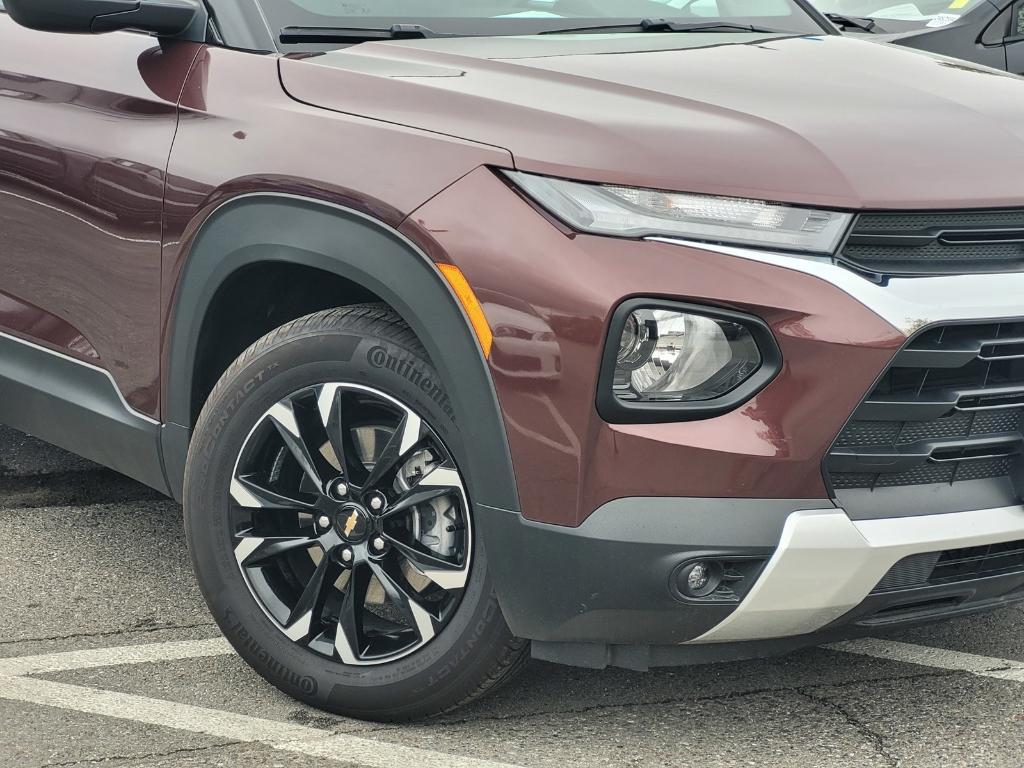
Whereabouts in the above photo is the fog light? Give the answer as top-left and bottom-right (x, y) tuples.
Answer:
(676, 560), (723, 598)
(599, 299), (781, 423)
(687, 562), (711, 593)
(613, 309), (761, 403)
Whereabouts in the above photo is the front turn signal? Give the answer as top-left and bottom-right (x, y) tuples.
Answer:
(437, 262), (493, 358)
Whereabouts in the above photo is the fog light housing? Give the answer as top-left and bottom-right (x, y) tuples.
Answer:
(668, 556), (770, 603)
(598, 300), (781, 423)
(676, 560), (723, 598)
(617, 309), (760, 400)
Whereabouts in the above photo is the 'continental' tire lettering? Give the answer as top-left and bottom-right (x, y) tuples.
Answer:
(367, 345), (453, 418)
(225, 610), (317, 696)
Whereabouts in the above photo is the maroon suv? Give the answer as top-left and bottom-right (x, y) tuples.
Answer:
(3, 0), (1024, 722)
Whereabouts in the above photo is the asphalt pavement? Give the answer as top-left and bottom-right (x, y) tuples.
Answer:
(1, 424), (1022, 768)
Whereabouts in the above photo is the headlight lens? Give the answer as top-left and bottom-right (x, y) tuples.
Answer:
(614, 309), (762, 403)
(504, 171), (852, 254)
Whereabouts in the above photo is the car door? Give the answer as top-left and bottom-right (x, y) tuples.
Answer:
(0, 7), (201, 420)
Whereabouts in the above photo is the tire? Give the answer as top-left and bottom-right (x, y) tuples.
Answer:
(184, 305), (528, 721)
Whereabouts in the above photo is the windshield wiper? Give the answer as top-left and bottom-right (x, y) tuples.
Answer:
(280, 18), (777, 44)
(824, 12), (878, 33)
(280, 24), (455, 44)
(540, 18), (781, 35)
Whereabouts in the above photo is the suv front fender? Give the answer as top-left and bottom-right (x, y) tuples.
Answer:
(161, 192), (520, 514)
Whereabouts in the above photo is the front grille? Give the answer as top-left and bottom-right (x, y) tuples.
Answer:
(826, 321), (1024, 515)
(872, 539), (1024, 593)
(840, 210), (1024, 276)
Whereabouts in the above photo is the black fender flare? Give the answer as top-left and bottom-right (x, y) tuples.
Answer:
(161, 193), (520, 513)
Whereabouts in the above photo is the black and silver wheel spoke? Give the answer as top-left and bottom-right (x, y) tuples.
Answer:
(234, 532), (319, 568)
(232, 382), (471, 666)
(382, 536), (469, 591)
(368, 559), (439, 644)
(362, 409), (425, 491)
(316, 383), (368, 485)
(335, 562), (373, 664)
(284, 554), (342, 642)
(231, 474), (315, 512)
(413, 463), (466, 498)
(379, 462), (465, 522)
(380, 485), (456, 520)
(267, 398), (336, 492)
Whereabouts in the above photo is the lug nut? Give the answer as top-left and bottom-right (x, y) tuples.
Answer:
(368, 493), (385, 512)
(340, 547), (353, 564)
(328, 479), (349, 499)
(371, 536), (386, 552)
(317, 515), (331, 529)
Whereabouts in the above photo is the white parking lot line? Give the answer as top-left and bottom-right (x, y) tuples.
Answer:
(3, 635), (1022, 768)
(0, 676), (323, 742)
(0, 677), (526, 768)
(828, 638), (1024, 683)
(0, 638), (527, 768)
(0, 637), (233, 676)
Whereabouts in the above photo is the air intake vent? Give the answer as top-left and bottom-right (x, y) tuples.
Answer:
(826, 321), (1024, 518)
(841, 210), (1024, 276)
(872, 539), (1024, 594)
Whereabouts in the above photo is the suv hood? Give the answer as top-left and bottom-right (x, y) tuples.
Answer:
(280, 33), (1024, 210)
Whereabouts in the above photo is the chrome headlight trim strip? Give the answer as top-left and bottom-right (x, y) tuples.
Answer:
(650, 237), (1024, 336)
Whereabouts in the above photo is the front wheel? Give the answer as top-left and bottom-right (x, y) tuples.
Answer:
(184, 306), (528, 721)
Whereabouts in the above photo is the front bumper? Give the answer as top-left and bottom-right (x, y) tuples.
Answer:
(480, 497), (1024, 668)
(691, 504), (1024, 643)
(402, 167), (906, 527)
(407, 168), (1024, 664)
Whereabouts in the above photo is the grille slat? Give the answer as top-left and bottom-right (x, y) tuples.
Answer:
(872, 539), (1024, 593)
(827, 321), (1024, 504)
(842, 211), (1024, 276)
(828, 435), (1022, 474)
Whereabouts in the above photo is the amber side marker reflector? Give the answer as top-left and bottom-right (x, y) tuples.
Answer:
(437, 262), (493, 358)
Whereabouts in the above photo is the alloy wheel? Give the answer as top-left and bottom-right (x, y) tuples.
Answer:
(229, 382), (471, 665)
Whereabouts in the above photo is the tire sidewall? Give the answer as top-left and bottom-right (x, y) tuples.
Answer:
(185, 325), (503, 718)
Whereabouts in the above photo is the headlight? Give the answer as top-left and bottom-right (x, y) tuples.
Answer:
(599, 300), (781, 423)
(504, 171), (852, 254)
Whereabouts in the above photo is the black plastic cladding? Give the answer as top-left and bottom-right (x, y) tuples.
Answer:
(162, 194), (520, 512)
(596, 298), (782, 424)
(0, 332), (168, 494)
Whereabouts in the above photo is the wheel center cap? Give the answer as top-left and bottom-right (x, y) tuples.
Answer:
(336, 503), (370, 542)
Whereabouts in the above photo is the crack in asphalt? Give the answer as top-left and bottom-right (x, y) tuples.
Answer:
(0, 623), (218, 648)
(797, 687), (900, 768)
(357, 668), (960, 734)
(33, 740), (245, 768)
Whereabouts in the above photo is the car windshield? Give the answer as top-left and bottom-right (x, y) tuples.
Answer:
(256, 0), (827, 42)
(813, 0), (988, 27)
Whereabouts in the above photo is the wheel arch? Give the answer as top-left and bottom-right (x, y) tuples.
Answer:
(162, 193), (520, 513)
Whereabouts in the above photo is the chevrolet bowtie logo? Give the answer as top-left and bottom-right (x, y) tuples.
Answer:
(344, 510), (359, 538)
